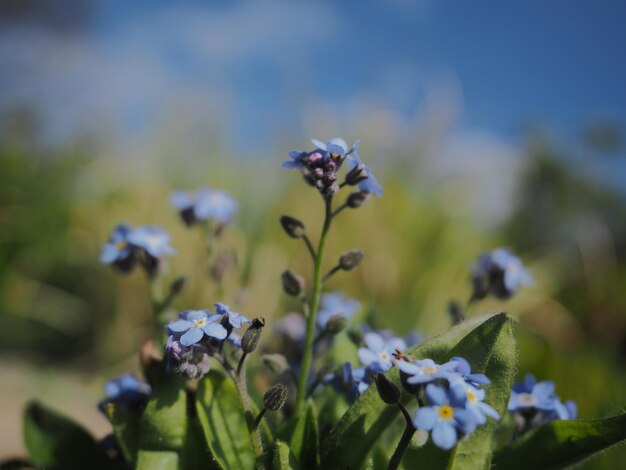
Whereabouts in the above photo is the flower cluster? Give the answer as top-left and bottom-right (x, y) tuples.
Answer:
(170, 187), (237, 227)
(471, 248), (533, 300)
(396, 356), (500, 450)
(98, 373), (151, 413)
(508, 373), (577, 433)
(283, 137), (383, 198)
(164, 304), (253, 379)
(101, 223), (175, 276)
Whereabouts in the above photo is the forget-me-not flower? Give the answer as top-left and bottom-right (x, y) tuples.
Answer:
(311, 138), (360, 160)
(346, 155), (384, 197)
(357, 332), (406, 372)
(449, 356), (491, 387)
(100, 224), (136, 271)
(99, 373), (151, 412)
(282, 150), (310, 170)
(413, 384), (477, 450)
(472, 248), (532, 300)
(168, 310), (227, 346)
(508, 374), (561, 413)
(171, 187), (238, 226)
(323, 362), (369, 402)
(451, 381), (500, 425)
(317, 292), (361, 330)
(127, 226), (175, 259)
(397, 358), (458, 386)
(214, 302), (251, 329)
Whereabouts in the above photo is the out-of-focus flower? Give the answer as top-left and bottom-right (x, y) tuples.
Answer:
(127, 226), (175, 259)
(274, 313), (306, 342)
(311, 138), (359, 160)
(507, 374), (561, 414)
(99, 373), (151, 412)
(100, 224), (136, 272)
(413, 384), (477, 450)
(282, 150), (309, 170)
(317, 292), (361, 330)
(471, 248), (532, 300)
(357, 332), (406, 372)
(168, 310), (227, 346)
(171, 187), (238, 225)
(397, 358), (458, 386)
(346, 155), (383, 197)
(214, 302), (251, 329)
(323, 362), (369, 402)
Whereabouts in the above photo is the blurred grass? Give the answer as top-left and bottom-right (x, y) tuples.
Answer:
(1, 129), (625, 467)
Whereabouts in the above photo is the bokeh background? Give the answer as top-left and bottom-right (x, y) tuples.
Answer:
(1, 0), (626, 467)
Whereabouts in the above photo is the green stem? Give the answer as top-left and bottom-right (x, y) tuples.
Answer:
(150, 278), (168, 344)
(294, 195), (333, 415)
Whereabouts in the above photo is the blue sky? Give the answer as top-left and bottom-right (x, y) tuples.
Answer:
(1, 0), (625, 154)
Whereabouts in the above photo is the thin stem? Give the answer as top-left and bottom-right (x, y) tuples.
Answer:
(294, 195), (333, 415)
(388, 403), (416, 470)
(254, 408), (267, 429)
(302, 234), (317, 260)
(236, 352), (248, 375)
(322, 264), (342, 283)
(331, 203), (349, 218)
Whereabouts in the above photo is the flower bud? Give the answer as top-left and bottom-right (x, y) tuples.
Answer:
(374, 373), (401, 405)
(280, 215), (306, 239)
(169, 276), (187, 296)
(241, 317), (265, 353)
(281, 270), (305, 297)
(346, 191), (370, 209)
(263, 384), (289, 411)
(339, 249), (364, 271)
(324, 315), (347, 335)
(262, 354), (290, 374)
(345, 162), (369, 185)
(346, 325), (364, 346)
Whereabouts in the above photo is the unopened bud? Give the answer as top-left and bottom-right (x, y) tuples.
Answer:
(346, 191), (370, 209)
(324, 315), (347, 335)
(281, 270), (305, 297)
(169, 276), (187, 296)
(374, 373), (401, 405)
(339, 250), (364, 271)
(241, 317), (265, 353)
(347, 325), (364, 346)
(263, 384), (289, 411)
(262, 354), (290, 374)
(280, 215), (306, 239)
(345, 163), (369, 185)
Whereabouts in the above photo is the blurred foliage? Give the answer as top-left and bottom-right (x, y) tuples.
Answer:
(1, 120), (626, 467)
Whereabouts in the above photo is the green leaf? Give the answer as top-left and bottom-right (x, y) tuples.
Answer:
(492, 411), (626, 469)
(290, 400), (321, 470)
(402, 311), (517, 469)
(272, 441), (297, 469)
(136, 450), (179, 470)
(196, 370), (255, 469)
(23, 401), (109, 470)
(321, 313), (503, 468)
(105, 403), (141, 465)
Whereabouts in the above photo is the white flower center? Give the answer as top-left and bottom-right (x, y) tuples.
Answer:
(193, 318), (207, 328)
(518, 392), (536, 406)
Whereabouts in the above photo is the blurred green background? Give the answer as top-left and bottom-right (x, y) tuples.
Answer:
(1, 1), (626, 468)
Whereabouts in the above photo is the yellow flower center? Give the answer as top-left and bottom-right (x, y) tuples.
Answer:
(467, 390), (477, 403)
(422, 366), (438, 375)
(438, 405), (454, 420)
(115, 241), (127, 250)
(518, 392), (536, 406)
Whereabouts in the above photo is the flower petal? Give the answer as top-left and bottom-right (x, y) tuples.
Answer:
(425, 384), (447, 406)
(202, 323), (228, 340)
(357, 348), (378, 367)
(180, 327), (204, 346)
(432, 421), (457, 450)
(413, 406), (438, 431)
(168, 320), (193, 333)
(363, 332), (385, 352)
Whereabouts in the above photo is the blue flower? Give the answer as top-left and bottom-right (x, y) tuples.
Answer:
(413, 384), (477, 450)
(171, 187), (238, 225)
(450, 381), (500, 425)
(323, 362), (369, 402)
(214, 302), (251, 329)
(396, 358), (458, 386)
(316, 292), (361, 329)
(127, 226), (175, 259)
(282, 150), (310, 170)
(100, 224), (136, 272)
(472, 248), (532, 300)
(168, 310), (227, 346)
(404, 330), (426, 348)
(273, 313), (306, 342)
(346, 155), (383, 197)
(311, 137), (360, 160)
(507, 374), (561, 413)
(99, 373), (151, 412)
(357, 332), (406, 372)
(449, 356), (491, 387)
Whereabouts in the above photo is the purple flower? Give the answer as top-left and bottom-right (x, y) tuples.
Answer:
(168, 310), (227, 346)
(171, 187), (238, 225)
(316, 292), (361, 329)
(396, 358), (458, 386)
(413, 384), (477, 450)
(357, 332), (406, 372)
(214, 302), (251, 329)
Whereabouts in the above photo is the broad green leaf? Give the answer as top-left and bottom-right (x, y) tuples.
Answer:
(492, 410), (626, 469)
(105, 403), (141, 465)
(321, 313), (501, 467)
(402, 312), (516, 469)
(23, 401), (109, 470)
(136, 450), (179, 470)
(272, 441), (297, 469)
(290, 400), (320, 470)
(196, 370), (255, 469)
(182, 414), (221, 470)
